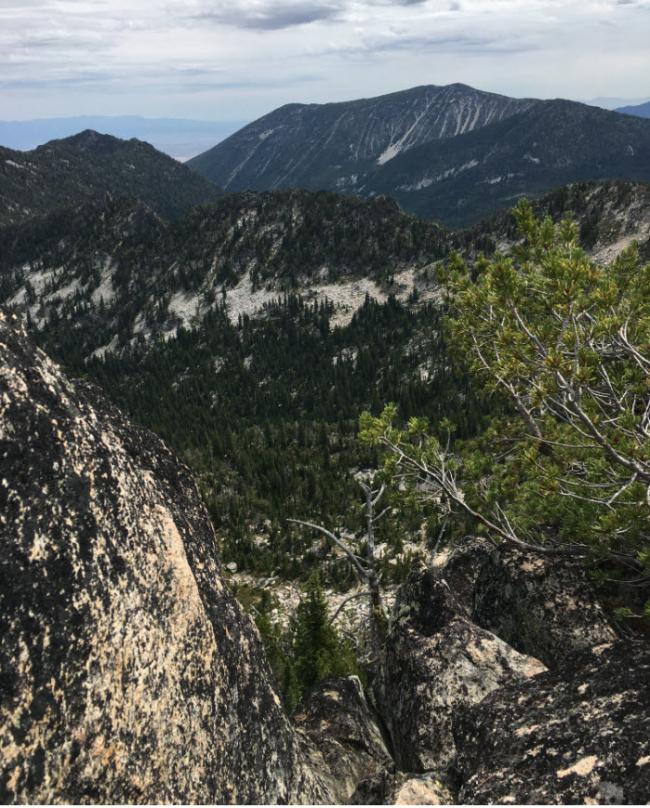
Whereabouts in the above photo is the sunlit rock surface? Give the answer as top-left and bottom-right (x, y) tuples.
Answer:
(454, 640), (650, 804)
(0, 311), (330, 804)
(375, 565), (547, 772)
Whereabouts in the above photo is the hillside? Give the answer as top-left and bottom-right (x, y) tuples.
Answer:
(2, 181), (649, 575)
(0, 129), (221, 227)
(188, 87), (650, 226)
(617, 100), (650, 119)
(362, 100), (650, 226)
(459, 179), (650, 262)
(0, 189), (469, 573)
(188, 84), (535, 194)
(0, 189), (449, 361)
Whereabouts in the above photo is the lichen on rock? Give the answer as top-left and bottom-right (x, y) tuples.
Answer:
(453, 640), (650, 804)
(0, 311), (330, 804)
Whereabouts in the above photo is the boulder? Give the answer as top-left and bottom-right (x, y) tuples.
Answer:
(352, 769), (455, 805)
(0, 312), (330, 804)
(294, 675), (391, 802)
(454, 640), (650, 804)
(434, 538), (618, 668)
(375, 565), (546, 773)
(471, 544), (618, 668)
(390, 773), (456, 805)
(429, 538), (493, 616)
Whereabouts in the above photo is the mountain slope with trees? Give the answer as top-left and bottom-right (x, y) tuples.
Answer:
(1, 181), (649, 585)
(188, 86), (650, 226)
(365, 100), (650, 225)
(0, 129), (221, 227)
(188, 84), (534, 195)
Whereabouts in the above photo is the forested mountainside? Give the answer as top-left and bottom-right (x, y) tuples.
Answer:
(0, 190), (448, 361)
(0, 129), (221, 227)
(0, 189), (464, 578)
(359, 100), (650, 225)
(189, 87), (650, 226)
(463, 180), (650, 262)
(188, 84), (534, 193)
(2, 181), (649, 585)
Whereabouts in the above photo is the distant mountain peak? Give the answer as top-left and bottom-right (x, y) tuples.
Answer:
(188, 83), (536, 196)
(0, 130), (221, 227)
(188, 85), (650, 227)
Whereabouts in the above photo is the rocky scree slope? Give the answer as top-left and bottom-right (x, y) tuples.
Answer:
(0, 129), (221, 227)
(188, 83), (534, 195)
(0, 311), (346, 804)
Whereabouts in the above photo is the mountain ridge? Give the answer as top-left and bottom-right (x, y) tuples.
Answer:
(617, 100), (650, 119)
(187, 84), (536, 197)
(0, 130), (221, 227)
(188, 85), (650, 226)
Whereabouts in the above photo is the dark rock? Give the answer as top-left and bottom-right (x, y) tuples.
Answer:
(429, 538), (494, 616)
(471, 543), (618, 668)
(294, 675), (392, 802)
(454, 640), (650, 804)
(375, 565), (546, 773)
(432, 538), (618, 668)
(0, 312), (331, 803)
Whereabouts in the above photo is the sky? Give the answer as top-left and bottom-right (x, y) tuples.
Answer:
(1, 0), (649, 122)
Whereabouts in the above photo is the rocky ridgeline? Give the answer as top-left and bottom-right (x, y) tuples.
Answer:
(1, 311), (649, 804)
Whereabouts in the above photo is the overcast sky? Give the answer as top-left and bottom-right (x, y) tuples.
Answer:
(1, 0), (649, 122)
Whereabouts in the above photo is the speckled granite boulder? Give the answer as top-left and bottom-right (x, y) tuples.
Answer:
(294, 675), (391, 802)
(352, 769), (456, 805)
(429, 538), (494, 617)
(454, 640), (650, 804)
(375, 565), (546, 773)
(433, 538), (618, 668)
(0, 312), (331, 804)
(470, 544), (618, 668)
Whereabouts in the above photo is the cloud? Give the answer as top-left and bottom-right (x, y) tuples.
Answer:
(181, 0), (343, 29)
(0, 0), (649, 120)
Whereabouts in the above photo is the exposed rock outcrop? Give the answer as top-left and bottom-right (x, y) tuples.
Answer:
(294, 676), (391, 803)
(434, 538), (618, 668)
(374, 565), (546, 772)
(352, 769), (455, 805)
(454, 640), (650, 804)
(0, 311), (330, 804)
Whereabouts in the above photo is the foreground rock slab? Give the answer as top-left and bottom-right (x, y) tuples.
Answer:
(375, 565), (546, 772)
(0, 312), (330, 804)
(454, 640), (650, 804)
(295, 676), (392, 802)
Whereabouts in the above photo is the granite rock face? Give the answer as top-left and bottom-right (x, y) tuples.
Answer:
(351, 769), (455, 805)
(374, 565), (546, 772)
(434, 538), (618, 668)
(0, 311), (330, 804)
(454, 640), (650, 804)
(294, 676), (391, 803)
